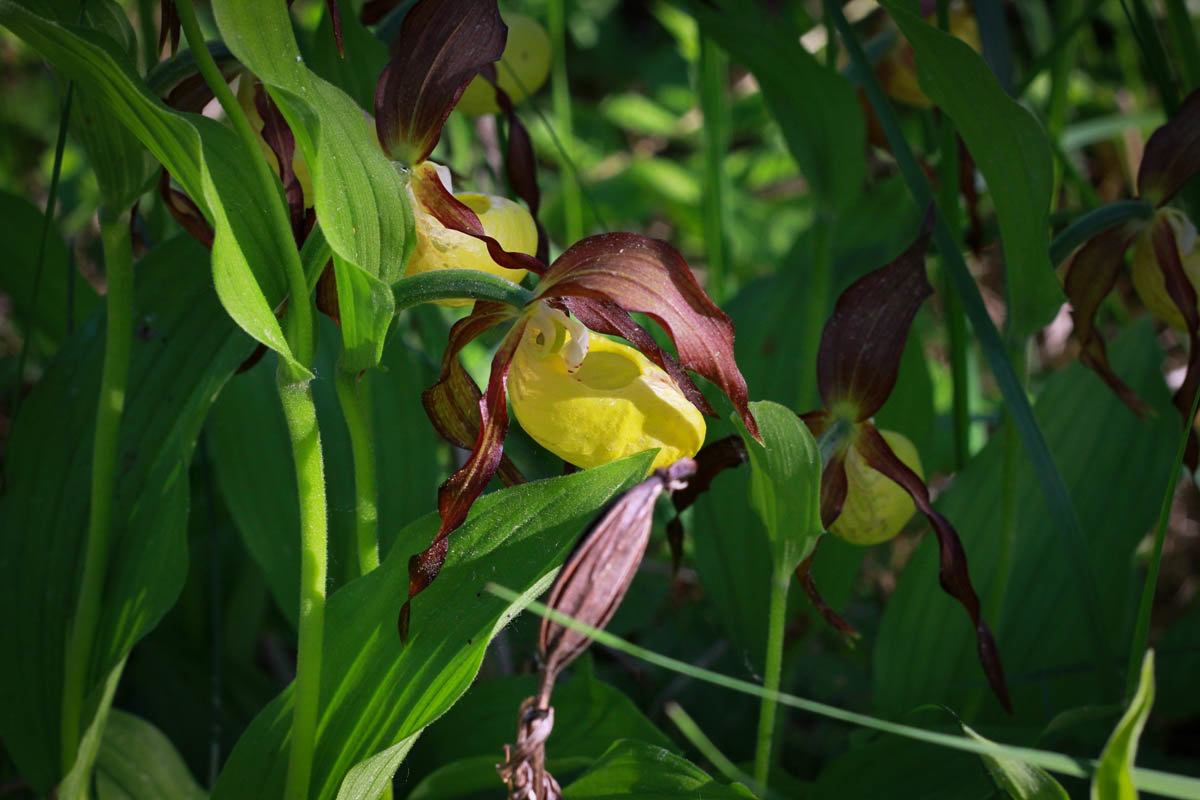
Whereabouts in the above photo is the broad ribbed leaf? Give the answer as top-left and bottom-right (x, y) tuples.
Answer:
(882, 0), (1062, 338)
(93, 712), (207, 800)
(209, 453), (654, 800)
(0, 1), (308, 371)
(562, 740), (756, 799)
(857, 423), (1011, 712)
(1091, 651), (1155, 800)
(733, 401), (822, 574)
(816, 219), (933, 420)
(873, 323), (1176, 724)
(684, 0), (864, 211)
(374, 0), (506, 164)
(1137, 89), (1200, 206)
(537, 232), (757, 438)
(0, 237), (252, 791)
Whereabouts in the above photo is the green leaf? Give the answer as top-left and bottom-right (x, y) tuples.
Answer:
(209, 453), (654, 800)
(1092, 651), (1156, 800)
(0, 189), (99, 348)
(562, 740), (756, 799)
(334, 734), (418, 800)
(0, 1), (307, 372)
(734, 400), (823, 573)
(880, 0), (1062, 337)
(685, 0), (864, 211)
(0, 236), (252, 791)
(812, 729), (995, 800)
(92, 711), (207, 800)
(962, 723), (1069, 800)
(213, 0), (414, 369)
(873, 322), (1177, 722)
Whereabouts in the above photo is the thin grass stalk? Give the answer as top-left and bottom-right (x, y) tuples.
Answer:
(336, 369), (381, 576)
(489, 584), (1200, 799)
(1047, 0), (1083, 203)
(1164, 0), (1200, 92)
(665, 702), (771, 799)
(826, 0), (1118, 697)
(1125, 386), (1200, 700)
(698, 35), (730, 303)
(752, 568), (790, 790)
(1122, 0), (1180, 114)
(59, 208), (133, 781)
(549, 0), (582, 242)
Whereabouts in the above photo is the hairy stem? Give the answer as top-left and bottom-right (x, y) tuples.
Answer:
(277, 376), (329, 800)
(60, 209), (133, 778)
(336, 369), (381, 575)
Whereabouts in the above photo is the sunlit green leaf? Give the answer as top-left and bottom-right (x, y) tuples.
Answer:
(1092, 651), (1156, 800)
(962, 723), (1069, 799)
(562, 740), (756, 798)
(93, 711), (207, 800)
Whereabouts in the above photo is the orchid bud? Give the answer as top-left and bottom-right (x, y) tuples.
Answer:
(830, 429), (923, 546)
(509, 308), (706, 471)
(405, 174), (539, 304)
(1130, 208), (1200, 331)
(457, 13), (551, 115)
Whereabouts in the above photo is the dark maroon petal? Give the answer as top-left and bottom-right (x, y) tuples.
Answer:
(817, 215), (933, 421)
(537, 232), (757, 438)
(410, 161), (547, 276)
(958, 137), (984, 254)
(818, 448), (849, 531)
(1063, 223), (1150, 416)
(1149, 217), (1200, 469)
(796, 543), (860, 642)
(856, 424), (1012, 713)
(159, 0), (180, 57)
(158, 169), (213, 248)
(324, 0), (344, 57)
(360, 0), (399, 25)
(563, 295), (714, 416)
(421, 300), (525, 486)
(315, 262), (339, 324)
(374, 0), (506, 164)
(253, 84), (307, 244)
(538, 458), (697, 693)
(401, 318), (529, 641)
(1138, 88), (1200, 206)
(665, 434), (748, 573)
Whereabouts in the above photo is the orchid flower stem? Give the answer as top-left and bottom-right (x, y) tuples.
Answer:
(176, 0), (314, 368)
(753, 568), (790, 790)
(827, 0), (1118, 699)
(1126, 385), (1200, 700)
(335, 369), (381, 576)
(549, 0), (583, 242)
(277, 375), (329, 800)
(59, 209), (133, 783)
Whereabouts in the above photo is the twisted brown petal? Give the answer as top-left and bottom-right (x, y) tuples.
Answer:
(856, 424), (1012, 713)
(1137, 88), (1200, 206)
(796, 542), (860, 643)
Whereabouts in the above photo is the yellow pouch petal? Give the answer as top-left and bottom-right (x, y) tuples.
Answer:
(406, 186), (538, 306)
(509, 310), (706, 471)
(1131, 208), (1200, 331)
(831, 429), (922, 546)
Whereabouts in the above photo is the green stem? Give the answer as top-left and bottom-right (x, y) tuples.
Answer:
(698, 35), (730, 303)
(665, 703), (772, 800)
(277, 375), (329, 800)
(753, 569), (790, 789)
(1164, 0), (1200, 92)
(797, 213), (833, 412)
(60, 209), (134, 777)
(549, 0), (582, 242)
(176, 0), (314, 369)
(1125, 386), (1200, 699)
(336, 369), (380, 575)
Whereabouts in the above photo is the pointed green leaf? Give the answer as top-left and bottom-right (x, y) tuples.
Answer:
(880, 0), (1062, 338)
(335, 733), (419, 800)
(562, 740), (756, 799)
(0, 237), (252, 791)
(331, 254), (395, 373)
(962, 723), (1069, 800)
(733, 400), (823, 574)
(1092, 651), (1156, 800)
(210, 453), (654, 800)
(93, 711), (208, 800)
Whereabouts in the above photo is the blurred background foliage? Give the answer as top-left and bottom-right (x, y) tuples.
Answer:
(2, 0), (1200, 797)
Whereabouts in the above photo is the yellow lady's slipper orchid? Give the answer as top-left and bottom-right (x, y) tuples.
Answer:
(509, 308), (706, 471)
(405, 176), (539, 305)
(830, 429), (923, 546)
(456, 12), (552, 115)
(1130, 208), (1200, 331)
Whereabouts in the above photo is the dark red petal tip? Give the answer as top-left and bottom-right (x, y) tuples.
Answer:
(537, 233), (757, 438)
(374, 0), (507, 164)
(817, 216), (933, 421)
(856, 424), (1012, 713)
(1138, 88), (1200, 206)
